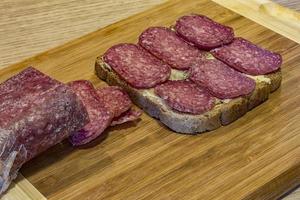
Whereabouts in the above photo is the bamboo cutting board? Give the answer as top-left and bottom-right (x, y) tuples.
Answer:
(0, 0), (299, 199)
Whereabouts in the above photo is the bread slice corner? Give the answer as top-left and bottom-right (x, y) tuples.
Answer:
(95, 56), (281, 134)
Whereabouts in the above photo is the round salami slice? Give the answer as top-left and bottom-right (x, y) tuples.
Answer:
(68, 80), (113, 146)
(103, 43), (171, 89)
(175, 14), (234, 50)
(189, 59), (256, 99)
(96, 86), (132, 118)
(211, 37), (282, 75)
(154, 80), (215, 114)
(139, 27), (206, 70)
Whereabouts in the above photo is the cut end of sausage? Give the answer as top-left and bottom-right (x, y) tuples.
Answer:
(68, 80), (113, 146)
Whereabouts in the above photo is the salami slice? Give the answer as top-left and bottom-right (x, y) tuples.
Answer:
(154, 80), (215, 114)
(189, 59), (256, 99)
(111, 108), (142, 126)
(139, 27), (206, 70)
(68, 80), (113, 146)
(175, 14), (234, 50)
(103, 43), (171, 89)
(96, 86), (132, 118)
(211, 37), (282, 75)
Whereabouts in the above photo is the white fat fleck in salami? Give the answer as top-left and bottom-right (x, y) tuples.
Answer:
(175, 14), (234, 50)
(103, 43), (171, 89)
(96, 86), (132, 118)
(139, 27), (206, 70)
(68, 80), (113, 146)
(154, 80), (215, 114)
(211, 37), (282, 75)
(189, 59), (256, 99)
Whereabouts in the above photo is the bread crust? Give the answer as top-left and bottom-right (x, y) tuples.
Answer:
(95, 57), (281, 134)
(266, 70), (282, 92)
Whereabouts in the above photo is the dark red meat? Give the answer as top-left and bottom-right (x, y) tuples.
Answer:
(189, 59), (256, 99)
(0, 67), (88, 194)
(139, 27), (206, 70)
(103, 43), (171, 89)
(175, 14), (234, 50)
(111, 108), (142, 126)
(96, 86), (132, 118)
(211, 37), (282, 75)
(154, 80), (215, 114)
(68, 80), (113, 146)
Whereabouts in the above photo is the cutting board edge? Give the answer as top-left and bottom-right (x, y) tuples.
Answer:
(0, 0), (299, 199)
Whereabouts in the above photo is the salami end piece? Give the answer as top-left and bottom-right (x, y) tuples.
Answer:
(111, 109), (142, 126)
(154, 80), (215, 114)
(68, 80), (113, 146)
(189, 59), (256, 99)
(96, 86), (132, 118)
(103, 43), (171, 89)
(175, 14), (234, 50)
(0, 67), (88, 194)
(211, 37), (282, 75)
(139, 27), (206, 70)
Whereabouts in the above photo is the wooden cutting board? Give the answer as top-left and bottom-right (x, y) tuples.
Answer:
(0, 0), (299, 199)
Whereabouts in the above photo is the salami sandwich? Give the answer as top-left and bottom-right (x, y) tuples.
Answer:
(95, 14), (282, 134)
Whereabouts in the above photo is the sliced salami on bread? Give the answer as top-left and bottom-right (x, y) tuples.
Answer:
(95, 56), (281, 134)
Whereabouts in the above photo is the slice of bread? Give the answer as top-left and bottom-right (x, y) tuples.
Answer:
(95, 57), (281, 134)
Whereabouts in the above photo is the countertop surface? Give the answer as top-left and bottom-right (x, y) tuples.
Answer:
(0, 0), (299, 199)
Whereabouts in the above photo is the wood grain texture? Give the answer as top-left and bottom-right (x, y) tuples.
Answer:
(1, 0), (299, 69)
(0, 0), (299, 199)
(0, 0), (165, 68)
(1, 175), (46, 200)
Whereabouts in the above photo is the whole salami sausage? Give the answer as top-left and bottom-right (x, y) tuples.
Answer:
(189, 59), (256, 99)
(139, 27), (206, 70)
(211, 37), (282, 75)
(0, 67), (88, 194)
(68, 81), (113, 146)
(154, 80), (215, 114)
(175, 14), (234, 50)
(103, 43), (171, 89)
